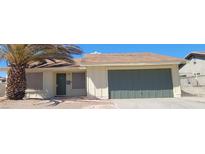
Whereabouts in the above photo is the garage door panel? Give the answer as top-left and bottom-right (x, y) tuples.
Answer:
(108, 69), (174, 99)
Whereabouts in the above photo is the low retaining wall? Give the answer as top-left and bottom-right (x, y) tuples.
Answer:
(0, 83), (6, 97)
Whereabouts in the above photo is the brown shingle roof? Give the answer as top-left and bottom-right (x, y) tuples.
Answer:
(28, 52), (185, 68)
(81, 52), (185, 65)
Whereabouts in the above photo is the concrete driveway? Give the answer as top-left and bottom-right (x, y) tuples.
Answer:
(112, 97), (205, 109)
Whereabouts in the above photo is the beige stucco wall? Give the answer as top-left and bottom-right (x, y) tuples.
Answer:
(26, 71), (55, 99)
(86, 64), (182, 99)
(26, 69), (86, 99)
(86, 67), (108, 99)
(171, 65), (181, 97)
(18, 64), (182, 99)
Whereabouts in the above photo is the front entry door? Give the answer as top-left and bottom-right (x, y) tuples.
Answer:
(56, 73), (66, 96)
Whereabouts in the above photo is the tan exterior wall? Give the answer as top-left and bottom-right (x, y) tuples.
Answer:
(26, 69), (86, 99)
(86, 67), (108, 99)
(171, 65), (181, 97)
(21, 64), (182, 99)
(86, 64), (182, 99)
(26, 71), (55, 99)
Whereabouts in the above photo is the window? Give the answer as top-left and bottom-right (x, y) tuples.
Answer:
(180, 75), (187, 77)
(194, 73), (200, 76)
(26, 73), (43, 90)
(72, 72), (86, 89)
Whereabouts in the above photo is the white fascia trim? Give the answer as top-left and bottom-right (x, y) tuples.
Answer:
(0, 66), (87, 72)
(81, 61), (186, 67)
(0, 61), (186, 71)
(26, 66), (87, 71)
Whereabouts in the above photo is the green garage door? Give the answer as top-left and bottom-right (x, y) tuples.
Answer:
(108, 69), (173, 99)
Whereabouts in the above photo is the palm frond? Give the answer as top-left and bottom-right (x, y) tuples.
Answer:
(1, 44), (82, 67)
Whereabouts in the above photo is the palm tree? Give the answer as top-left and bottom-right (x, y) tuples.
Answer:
(0, 44), (82, 100)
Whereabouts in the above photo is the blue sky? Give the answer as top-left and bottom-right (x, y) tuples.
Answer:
(1, 44), (205, 77)
(78, 44), (205, 58)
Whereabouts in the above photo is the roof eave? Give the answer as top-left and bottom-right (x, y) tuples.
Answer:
(0, 61), (186, 71)
(81, 61), (186, 67)
(0, 66), (87, 72)
(185, 52), (205, 59)
(26, 66), (86, 71)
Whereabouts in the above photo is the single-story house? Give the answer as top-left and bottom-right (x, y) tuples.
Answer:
(0, 52), (185, 99)
(0, 77), (6, 83)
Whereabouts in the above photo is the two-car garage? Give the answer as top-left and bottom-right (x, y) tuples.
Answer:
(108, 69), (174, 99)
(85, 52), (184, 99)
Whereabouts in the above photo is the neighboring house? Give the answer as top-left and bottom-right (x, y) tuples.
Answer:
(180, 52), (205, 87)
(0, 77), (6, 83)
(0, 52), (185, 99)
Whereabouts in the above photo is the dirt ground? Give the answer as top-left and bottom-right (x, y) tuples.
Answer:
(2, 96), (205, 109)
(0, 96), (116, 109)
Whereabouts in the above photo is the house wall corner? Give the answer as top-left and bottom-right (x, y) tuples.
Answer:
(171, 65), (182, 98)
(86, 67), (109, 99)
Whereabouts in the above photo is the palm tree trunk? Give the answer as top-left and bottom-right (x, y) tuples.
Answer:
(6, 65), (26, 100)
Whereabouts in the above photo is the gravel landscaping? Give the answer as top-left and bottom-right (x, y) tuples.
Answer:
(1, 96), (205, 109)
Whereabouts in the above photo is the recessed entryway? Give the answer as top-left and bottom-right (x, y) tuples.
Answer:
(56, 73), (66, 96)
